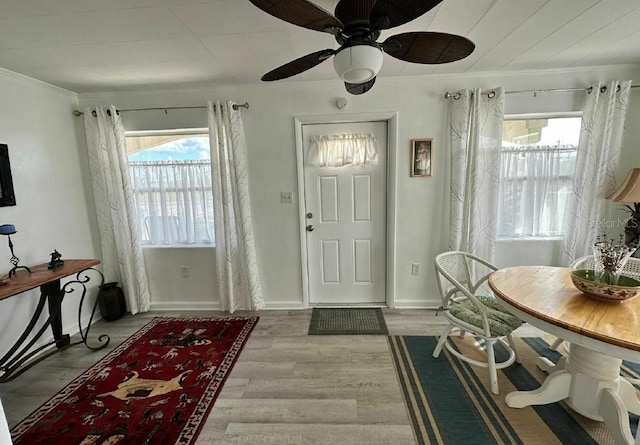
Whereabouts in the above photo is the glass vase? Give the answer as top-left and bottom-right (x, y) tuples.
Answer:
(593, 236), (634, 285)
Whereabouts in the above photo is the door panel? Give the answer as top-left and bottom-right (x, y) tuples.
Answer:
(320, 176), (339, 222)
(321, 240), (340, 283)
(303, 121), (387, 305)
(353, 239), (372, 283)
(353, 174), (371, 221)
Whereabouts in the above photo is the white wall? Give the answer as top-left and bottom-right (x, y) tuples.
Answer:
(142, 247), (217, 310)
(0, 68), (101, 358)
(79, 65), (640, 309)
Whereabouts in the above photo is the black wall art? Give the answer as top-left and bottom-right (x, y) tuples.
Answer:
(0, 144), (16, 207)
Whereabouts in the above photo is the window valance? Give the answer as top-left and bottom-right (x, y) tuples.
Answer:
(307, 133), (379, 167)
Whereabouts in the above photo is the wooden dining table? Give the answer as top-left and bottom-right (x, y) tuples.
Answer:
(489, 266), (640, 445)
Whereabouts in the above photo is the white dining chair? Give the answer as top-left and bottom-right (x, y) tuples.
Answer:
(433, 251), (524, 394)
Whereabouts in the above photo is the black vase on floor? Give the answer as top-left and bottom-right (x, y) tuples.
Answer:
(97, 282), (126, 322)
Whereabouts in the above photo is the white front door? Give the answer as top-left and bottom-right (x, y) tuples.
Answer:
(302, 121), (387, 305)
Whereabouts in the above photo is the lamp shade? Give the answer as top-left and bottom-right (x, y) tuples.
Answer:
(333, 45), (383, 84)
(608, 168), (640, 202)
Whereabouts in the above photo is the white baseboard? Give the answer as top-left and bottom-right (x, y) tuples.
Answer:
(263, 301), (305, 310)
(147, 300), (435, 311)
(149, 301), (305, 311)
(150, 301), (221, 311)
(390, 301), (441, 310)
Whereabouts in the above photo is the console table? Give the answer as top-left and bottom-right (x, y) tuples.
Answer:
(0, 259), (110, 382)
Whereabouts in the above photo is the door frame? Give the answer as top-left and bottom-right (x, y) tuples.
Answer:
(294, 111), (399, 308)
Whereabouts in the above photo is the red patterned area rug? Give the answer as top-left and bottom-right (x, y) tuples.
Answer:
(11, 316), (258, 445)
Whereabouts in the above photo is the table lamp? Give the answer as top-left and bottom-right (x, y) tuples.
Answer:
(607, 168), (640, 247)
(0, 224), (31, 277)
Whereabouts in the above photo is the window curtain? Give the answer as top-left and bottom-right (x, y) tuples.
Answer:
(448, 88), (505, 262)
(498, 145), (576, 238)
(129, 160), (214, 245)
(561, 80), (632, 265)
(83, 106), (151, 314)
(307, 133), (379, 167)
(208, 101), (264, 313)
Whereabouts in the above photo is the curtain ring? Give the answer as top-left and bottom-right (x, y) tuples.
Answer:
(616, 84), (621, 92)
(487, 91), (496, 99)
(90, 108), (119, 117)
(587, 86), (593, 94)
(600, 86), (607, 93)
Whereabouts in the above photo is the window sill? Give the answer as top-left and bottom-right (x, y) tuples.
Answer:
(141, 244), (215, 249)
(497, 237), (563, 242)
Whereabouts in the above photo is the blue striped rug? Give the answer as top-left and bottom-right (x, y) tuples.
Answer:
(389, 335), (640, 445)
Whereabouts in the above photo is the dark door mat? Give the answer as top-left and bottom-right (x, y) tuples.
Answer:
(308, 308), (388, 335)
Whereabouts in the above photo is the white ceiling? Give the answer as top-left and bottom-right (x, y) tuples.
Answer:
(0, 0), (639, 94)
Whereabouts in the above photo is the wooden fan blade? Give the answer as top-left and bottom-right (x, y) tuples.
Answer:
(334, 0), (375, 26)
(370, 0), (442, 30)
(261, 49), (335, 81)
(383, 32), (474, 64)
(345, 77), (376, 95)
(248, 0), (343, 33)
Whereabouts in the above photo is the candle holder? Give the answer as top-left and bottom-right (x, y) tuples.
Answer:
(0, 224), (31, 278)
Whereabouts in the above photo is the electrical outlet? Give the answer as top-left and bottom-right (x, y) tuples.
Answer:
(180, 266), (189, 278)
(411, 263), (421, 275)
(280, 192), (293, 203)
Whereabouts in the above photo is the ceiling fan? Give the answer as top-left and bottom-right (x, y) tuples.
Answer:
(248, 0), (475, 95)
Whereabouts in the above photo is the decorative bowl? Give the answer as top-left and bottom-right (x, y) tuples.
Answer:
(570, 269), (640, 302)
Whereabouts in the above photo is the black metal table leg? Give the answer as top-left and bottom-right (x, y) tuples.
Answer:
(42, 280), (70, 349)
(0, 262), (111, 382)
(63, 267), (110, 351)
(0, 293), (49, 378)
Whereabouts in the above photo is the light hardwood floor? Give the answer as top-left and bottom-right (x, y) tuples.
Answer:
(0, 309), (540, 444)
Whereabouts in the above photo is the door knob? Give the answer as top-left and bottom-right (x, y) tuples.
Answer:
(306, 225), (315, 232)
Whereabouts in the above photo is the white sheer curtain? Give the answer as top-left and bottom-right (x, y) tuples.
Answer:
(561, 81), (632, 265)
(449, 88), (505, 262)
(498, 145), (576, 238)
(129, 160), (214, 245)
(307, 133), (379, 167)
(208, 100), (264, 313)
(84, 106), (151, 314)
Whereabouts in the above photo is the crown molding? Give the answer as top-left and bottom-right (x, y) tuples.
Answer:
(0, 66), (78, 98)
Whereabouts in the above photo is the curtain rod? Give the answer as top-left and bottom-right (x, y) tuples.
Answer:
(444, 85), (639, 99)
(72, 102), (249, 116)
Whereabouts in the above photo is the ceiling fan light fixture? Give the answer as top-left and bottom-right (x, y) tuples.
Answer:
(333, 45), (383, 84)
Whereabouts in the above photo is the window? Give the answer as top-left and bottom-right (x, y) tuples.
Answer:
(126, 130), (214, 246)
(497, 116), (581, 239)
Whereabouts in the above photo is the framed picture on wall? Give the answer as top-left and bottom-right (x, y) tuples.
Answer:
(410, 138), (432, 177)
